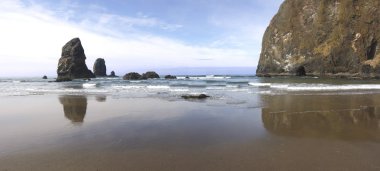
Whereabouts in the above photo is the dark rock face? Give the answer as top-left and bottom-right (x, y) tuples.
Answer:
(257, 0), (380, 78)
(164, 75), (177, 79)
(296, 66), (306, 76)
(123, 72), (142, 80)
(93, 58), (107, 77)
(109, 71), (117, 77)
(181, 94), (210, 100)
(141, 71), (160, 80)
(56, 38), (95, 82)
(42, 75), (47, 79)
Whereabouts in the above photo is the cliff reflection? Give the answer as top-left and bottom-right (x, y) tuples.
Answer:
(59, 95), (87, 124)
(261, 94), (380, 140)
(95, 95), (107, 102)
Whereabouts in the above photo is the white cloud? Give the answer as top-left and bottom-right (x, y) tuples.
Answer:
(0, 0), (257, 77)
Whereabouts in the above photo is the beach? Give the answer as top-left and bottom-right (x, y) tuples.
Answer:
(0, 76), (379, 170)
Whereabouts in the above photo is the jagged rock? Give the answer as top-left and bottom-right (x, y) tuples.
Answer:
(42, 75), (47, 79)
(164, 75), (177, 79)
(141, 71), (160, 80)
(181, 94), (210, 100)
(123, 72), (142, 80)
(56, 38), (95, 82)
(257, 0), (380, 78)
(93, 58), (107, 77)
(109, 71), (117, 77)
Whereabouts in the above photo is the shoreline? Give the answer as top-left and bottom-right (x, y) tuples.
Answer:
(256, 72), (380, 80)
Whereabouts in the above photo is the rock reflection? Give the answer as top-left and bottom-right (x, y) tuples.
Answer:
(95, 95), (107, 102)
(261, 95), (380, 140)
(59, 95), (87, 124)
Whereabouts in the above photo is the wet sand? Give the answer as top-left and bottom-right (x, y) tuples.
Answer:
(0, 93), (379, 171)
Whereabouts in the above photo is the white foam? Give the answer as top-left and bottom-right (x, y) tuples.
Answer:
(83, 83), (97, 88)
(112, 85), (144, 89)
(129, 81), (142, 83)
(147, 85), (170, 89)
(285, 84), (380, 91)
(248, 82), (271, 87)
(170, 88), (190, 92)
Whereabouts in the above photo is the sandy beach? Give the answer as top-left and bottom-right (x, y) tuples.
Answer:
(0, 92), (379, 171)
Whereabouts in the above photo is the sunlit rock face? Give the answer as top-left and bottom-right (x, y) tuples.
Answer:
(56, 38), (95, 81)
(59, 96), (87, 123)
(257, 0), (380, 78)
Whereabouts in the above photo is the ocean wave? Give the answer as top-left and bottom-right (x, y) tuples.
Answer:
(112, 85), (145, 89)
(169, 88), (190, 92)
(248, 82), (271, 87)
(147, 85), (170, 89)
(83, 83), (97, 88)
(285, 84), (380, 91)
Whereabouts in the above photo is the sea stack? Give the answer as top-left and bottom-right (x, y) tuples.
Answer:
(256, 0), (380, 78)
(109, 71), (117, 77)
(56, 38), (95, 82)
(93, 58), (107, 77)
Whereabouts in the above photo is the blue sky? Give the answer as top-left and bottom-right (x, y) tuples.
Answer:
(0, 0), (283, 76)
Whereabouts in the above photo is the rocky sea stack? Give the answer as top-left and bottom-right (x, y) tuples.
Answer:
(257, 0), (380, 78)
(93, 58), (107, 77)
(56, 38), (95, 82)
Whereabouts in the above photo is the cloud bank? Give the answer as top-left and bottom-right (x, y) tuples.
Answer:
(0, 0), (283, 77)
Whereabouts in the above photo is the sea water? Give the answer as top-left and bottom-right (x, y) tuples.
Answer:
(2, 75), (380, 97)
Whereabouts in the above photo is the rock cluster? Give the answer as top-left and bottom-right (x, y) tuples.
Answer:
(256, 0), (380, 78)
(56, 38), (95, 82)
(164, 75), (177, 79)
(123, 72), (142, 80)
(123, 71), (160, 80)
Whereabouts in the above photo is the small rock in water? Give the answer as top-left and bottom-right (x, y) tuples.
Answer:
(164, 75), (177, 79)
(141, 71), (160, 80)
(42, 75), (48, 79)
(109, 71), (117, 77)
(181, 94), (210, 100)
(123, 72), (142, 80)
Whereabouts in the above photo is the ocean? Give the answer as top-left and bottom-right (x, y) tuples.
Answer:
(0, 75), (380, 170)
(3, 75), (380, 97)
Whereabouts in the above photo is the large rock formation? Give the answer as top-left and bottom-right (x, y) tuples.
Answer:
(93, 58), (107, 77)
(257, 0), (380, 78)
(56, 38), (95, 81)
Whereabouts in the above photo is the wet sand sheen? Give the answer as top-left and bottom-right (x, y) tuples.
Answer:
(0, 94), (379, 171)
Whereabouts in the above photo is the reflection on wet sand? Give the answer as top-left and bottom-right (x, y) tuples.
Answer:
(59, 95), (87, 123)
(95, 95), (107, 102)
(261, 94), (380, 140)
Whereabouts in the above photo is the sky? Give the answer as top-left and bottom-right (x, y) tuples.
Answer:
(0, 0), (283, 77)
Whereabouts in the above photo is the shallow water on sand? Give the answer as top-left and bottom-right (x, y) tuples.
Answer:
(0, 77), (380, 170)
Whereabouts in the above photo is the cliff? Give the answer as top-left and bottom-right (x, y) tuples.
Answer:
(257, 0), (380, 78)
